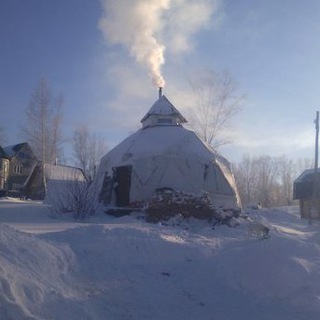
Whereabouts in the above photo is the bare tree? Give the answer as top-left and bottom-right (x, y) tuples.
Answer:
(234, 154), (258, 205)
(0, 126), (6, 145)
(252, 156), (279, 207)
(277, 156), (295, 206)
(48, 179), (98, 220)
(235, 155), (314, 208)
(73, 124), (107, 181)
(188, 69), (244, 148)
(21, 78), (64, 164)
(295, 157), (314, 174)
(235, 155), (279, 207)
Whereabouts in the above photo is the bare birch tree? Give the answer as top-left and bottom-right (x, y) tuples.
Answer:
(188, 69), (244, 148)
(73, 124), (107, 181)
(21, 78), (64, 164)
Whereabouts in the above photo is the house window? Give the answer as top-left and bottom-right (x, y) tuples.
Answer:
(12, 183), (22, 190)
(13, 165), (22, 174)
(157, 118), (172, 124)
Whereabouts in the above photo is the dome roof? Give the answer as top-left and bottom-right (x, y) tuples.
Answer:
(100, 125), (218, 169)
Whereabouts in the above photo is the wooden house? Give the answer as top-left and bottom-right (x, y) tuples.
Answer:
(0, 142), (86, 200)
(0, 146), (10, 191)
(293, 169), (320, 219)
(2, 142), (38, 194)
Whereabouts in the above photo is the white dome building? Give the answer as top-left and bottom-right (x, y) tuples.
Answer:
(96, 92), (241, 209)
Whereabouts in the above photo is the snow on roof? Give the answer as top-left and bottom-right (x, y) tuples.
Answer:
(100, 125), (218, 169)
(294, 168), (318, 183)
(45, 164), (86, 181)
(0, 146), (8, 159)
(140, 94), (187, 123)
(97, 94), (240, 207)
(3, 142), (28, 158)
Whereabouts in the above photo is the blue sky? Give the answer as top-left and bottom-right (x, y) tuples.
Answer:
(1, 0), (320, 164)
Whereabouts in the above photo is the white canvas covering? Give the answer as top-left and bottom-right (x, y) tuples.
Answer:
(96, 123), (241, 208)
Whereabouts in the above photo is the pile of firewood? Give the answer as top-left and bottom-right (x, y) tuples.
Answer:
(145, 189), (241, 226)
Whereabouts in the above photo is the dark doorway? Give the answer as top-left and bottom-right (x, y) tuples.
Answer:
(99, 172), (114, 205)
(113, 166), (132, 207)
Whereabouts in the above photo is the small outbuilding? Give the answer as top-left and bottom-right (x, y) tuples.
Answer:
(293, 169), (320, 219)
(25, 162), (87, 200)
(3, 142), (38, 192)
(96, 92), (241, 211)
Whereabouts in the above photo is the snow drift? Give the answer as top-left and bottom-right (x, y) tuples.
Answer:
(1, 199), (320, 319)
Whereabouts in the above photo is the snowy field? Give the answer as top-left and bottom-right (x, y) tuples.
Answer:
(0, 198), (320, 319)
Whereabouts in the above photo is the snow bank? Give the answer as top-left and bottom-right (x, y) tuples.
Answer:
(1, 201), (320, 319)
(0, 224), (75, 320)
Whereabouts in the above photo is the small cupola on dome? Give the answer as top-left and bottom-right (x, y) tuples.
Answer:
(140, 88), (187, 128)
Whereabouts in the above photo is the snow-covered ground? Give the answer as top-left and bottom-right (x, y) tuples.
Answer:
(0, 198), (320, 320)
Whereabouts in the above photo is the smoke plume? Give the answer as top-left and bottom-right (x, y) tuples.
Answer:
(99, 0), (218, 88)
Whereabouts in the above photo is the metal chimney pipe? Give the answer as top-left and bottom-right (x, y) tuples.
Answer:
(158, 87), (162, 98)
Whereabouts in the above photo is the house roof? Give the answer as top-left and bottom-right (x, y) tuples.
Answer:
(140, 94), (187, 124)
(293, 169), (320, 199)
(294, 169), (318, 183)
(100, 125), (218, 169)
(44, 164), (86, 181)
(23, 162), (86, 192)
(0, 146), (8, 159)
(3, 142), (29, 159)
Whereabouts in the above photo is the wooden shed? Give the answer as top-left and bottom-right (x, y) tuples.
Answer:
(293, 169), (320, 219)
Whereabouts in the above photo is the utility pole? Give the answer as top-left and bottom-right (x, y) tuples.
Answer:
(315, 111), (319, 172)
(311, 111), (319, 222)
